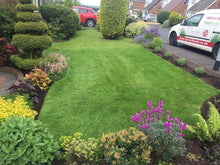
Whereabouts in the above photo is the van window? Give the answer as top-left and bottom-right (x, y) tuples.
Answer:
(185, 14), (204, 26)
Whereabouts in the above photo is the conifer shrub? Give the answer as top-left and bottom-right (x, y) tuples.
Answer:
(157, 11), (170, 24)
(169, 12), (180, 26)
(100, 0), (128, 39)
(11, 0), (52, 65)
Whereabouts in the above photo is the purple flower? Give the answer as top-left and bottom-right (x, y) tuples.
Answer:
(164, 121), (172, 134)
(178, 133), (184, 138)
(148, 100), (152, 108)
(167, 110), (171, 114)
(181, 123), (187, 130)
(143, 123), (150, 129)
(141, 110), (146, 114)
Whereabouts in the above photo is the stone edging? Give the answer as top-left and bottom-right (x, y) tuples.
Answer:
(0, 66), (23, 86)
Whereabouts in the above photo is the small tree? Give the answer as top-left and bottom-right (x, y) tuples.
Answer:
(64, 0), (73, 8)
(12, 0), (52, 59)
(100, 0), (129, 39)
(157, 10), (170, 24)
(169, 12), (180, 26)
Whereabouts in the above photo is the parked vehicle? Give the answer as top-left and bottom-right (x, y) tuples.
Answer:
(72, 6), (97, 27)
(131, 12), (138, 19)
(169, 9), (220, 59)
(143, 14), (157, 22)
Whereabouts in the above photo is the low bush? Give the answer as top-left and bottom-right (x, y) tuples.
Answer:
(16, 4), (38, 12)
(14, 21), (48, 35)
(125, 22), (149, 38)
(0, 95), (37, 124)
(177, 58), (185, 66)
(173, 16), (187, 26)
(99, 127), (152, 164)
(0, 116), (60, 164)
(169, 12), (179, 26)
(164, 51), (171, 58)
(162, 19), (169, 28)
(60, 132), (99, 164)
(17, 12), (42, 22)
(10, 54), (56, 70)
(195, 67), (206, 74)
(125, 16), (138, 27)
(150, 37), (162, 49)
(24, 67), (51, 91)
(41, 53), (68, 82)
(157, 11), (170, 24)
(39, 4), (79, 40)
(154, 46), (161, 53)
(131, 101), (187, 161)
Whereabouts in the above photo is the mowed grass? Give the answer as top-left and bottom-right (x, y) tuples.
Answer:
(38, 28), (219, 139)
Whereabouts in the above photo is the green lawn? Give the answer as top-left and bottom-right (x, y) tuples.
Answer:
(38, 28), (219, 140)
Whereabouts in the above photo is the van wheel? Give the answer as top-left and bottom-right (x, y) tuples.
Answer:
(169, 32), (177, 46)
(212, 43), (220, 59)
(86, 19), (95, 28)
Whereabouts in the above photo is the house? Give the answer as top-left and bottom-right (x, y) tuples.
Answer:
(209, 0), (220, 9)
(143, 0), (162, 15)
(187, 0), (217, 16)
(128, 0), (146, 15)
(160, 0), (188, 16)
(186, 0), (200, 9)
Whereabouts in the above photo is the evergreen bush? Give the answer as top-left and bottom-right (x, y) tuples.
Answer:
(169, 12), (180, 26)
(162, 19), (170, 28)
(12, 0), (52, 62)
(157, 11), (170, 24)
(100, 0), (128, 39)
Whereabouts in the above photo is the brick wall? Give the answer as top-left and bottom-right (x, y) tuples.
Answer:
(133, 2), (145, 10)
(170, 0), (187, 16)
(209, 0), (220, 9)
(148, 2), (162, 14)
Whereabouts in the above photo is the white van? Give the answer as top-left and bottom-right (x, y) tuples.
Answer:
(168, 9), (220, 59)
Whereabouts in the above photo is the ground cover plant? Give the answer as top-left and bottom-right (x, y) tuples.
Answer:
(38, 28), (219, 140)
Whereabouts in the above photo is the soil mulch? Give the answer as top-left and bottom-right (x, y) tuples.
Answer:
(32, 47), (220, 165)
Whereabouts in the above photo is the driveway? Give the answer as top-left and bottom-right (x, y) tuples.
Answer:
(157, 27), (220, 73)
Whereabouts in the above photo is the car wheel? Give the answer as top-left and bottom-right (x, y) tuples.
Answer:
(86, 19), (95, 28)
(212, 42), (220, 59)
(169, 32), (177, 46)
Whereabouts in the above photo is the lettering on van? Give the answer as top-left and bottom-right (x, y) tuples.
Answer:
(177, 36), (214, 47)
(207, 17), (220, 20)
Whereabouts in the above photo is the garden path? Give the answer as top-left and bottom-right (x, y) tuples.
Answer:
(0, 67), (23, 96)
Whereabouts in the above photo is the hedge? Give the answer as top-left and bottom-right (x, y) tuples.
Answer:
(17, 12), (42, 22)
(100, 0), (128, 39)
(157, 11), (170, 24)
(18, 0), (32, 4)
(14, 21), (48, 35)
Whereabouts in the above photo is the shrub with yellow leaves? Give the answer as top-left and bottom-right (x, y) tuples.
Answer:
(125, 22), (150, 38)
(24, 67), (51, 91)
(99, 127), (152, 165)
(59, 132), (99, 164)
(0, 95), (37, 124)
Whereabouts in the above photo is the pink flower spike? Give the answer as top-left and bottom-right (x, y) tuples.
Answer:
(181, 123), (187, 130)
(178, 133), (183, 138)
(167, 110), (171, 114)
(148, 100), (152, 108)
(158, 100), (163, 107)
(141, 110), (146, 114)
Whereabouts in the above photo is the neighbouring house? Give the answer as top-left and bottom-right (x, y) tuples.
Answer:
(160, 0), (188, 16)
(143, 0), (162, 15)
(209, 0), (220, 9)
(161, 0), (171, 8)
(0, 0), (18, 5)
(187, 0), (217, 16)
(186, 0), (200, 9)
(128, 0), (146, 15)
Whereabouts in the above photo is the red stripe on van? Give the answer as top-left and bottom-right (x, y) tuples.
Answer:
(177, 36), (214, 48)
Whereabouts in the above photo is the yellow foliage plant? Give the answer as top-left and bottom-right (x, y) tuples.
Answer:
(0, 95), (37, 124)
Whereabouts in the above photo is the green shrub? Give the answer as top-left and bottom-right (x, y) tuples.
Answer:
(169, 12), (179, 26)
(162, 19), (169, 28)
(177, 58), (185, 66)
(154, 46), (161, 53)
(125, 16), (138, 27)
(10, 54), (56, 71)
(173, 16), (187, 26)
(39, 4), (79, 40)
(16, 4), (38, 12)
(100, 0), (128, 39)
(164, 51), (171, 58)
(60, 132), (99, 164)
(96, 12), (101, 31)
(157, 11), (170, 24)
(64, 0), (73, 8)
(125, 22), (149, 38)
(150, 37), (162, 49)
(0, 116), (60, 164)
(99, 127), (152, 164)
(17, 12), (42, 22)
(15, 21), (48, 35)
(0, 3), (17, 40)
(195, 67), (206, 74)
(12, 34), (52, 57)
(18, 0), (32, 4)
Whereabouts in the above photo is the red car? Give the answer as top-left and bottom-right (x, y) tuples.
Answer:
(72, 6), (97, 27)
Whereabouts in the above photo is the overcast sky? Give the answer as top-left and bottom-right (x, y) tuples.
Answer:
(80, 0), (100, 6)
